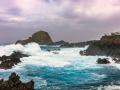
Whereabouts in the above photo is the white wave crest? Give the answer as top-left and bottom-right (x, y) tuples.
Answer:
(0, 43), (119, 70)
(98, 85), (120, 90)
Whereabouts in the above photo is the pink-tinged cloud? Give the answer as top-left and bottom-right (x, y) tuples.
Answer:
(0, 0), (120, 44)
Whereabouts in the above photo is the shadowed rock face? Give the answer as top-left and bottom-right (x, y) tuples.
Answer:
(97, 58), (110, 64)
(0, 52), (28, 69)
(16, 31), (53, 45)
(0, 72), (34, 90)
(85, 33), (120, 58)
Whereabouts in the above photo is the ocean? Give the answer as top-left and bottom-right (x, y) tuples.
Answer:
(0, 43), (120, 90)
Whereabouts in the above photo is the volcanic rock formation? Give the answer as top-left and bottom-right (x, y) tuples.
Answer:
(16, 31), (53, 45)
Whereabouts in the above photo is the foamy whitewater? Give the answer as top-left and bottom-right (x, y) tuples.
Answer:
(0, 43), (120, 90)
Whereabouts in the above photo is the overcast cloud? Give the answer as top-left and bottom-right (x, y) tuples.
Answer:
(0, 0), (120, 44)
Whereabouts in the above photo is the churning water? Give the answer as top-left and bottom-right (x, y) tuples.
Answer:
(0, 43), (120, 90)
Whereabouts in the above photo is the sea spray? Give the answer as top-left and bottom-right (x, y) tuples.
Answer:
(0, 43), (120, 89)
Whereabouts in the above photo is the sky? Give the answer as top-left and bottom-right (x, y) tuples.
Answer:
(0, 0), (120, 44)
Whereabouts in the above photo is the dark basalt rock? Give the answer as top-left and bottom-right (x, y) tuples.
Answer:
(48, 40), (96, 47)
(0, 52), (28, 69)
(97, 58), (110, 64)
(80, 51), (86, 56)
(0, 72), (34, 90)
(85, 33), (120, 58)
(112, 58), (120, 63)
(60, 40), (96, 47)
(16, 31), (53, 45)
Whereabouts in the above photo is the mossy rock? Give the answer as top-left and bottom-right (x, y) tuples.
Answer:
(16, 31), (53, 45)
(85, 33), (120, 57)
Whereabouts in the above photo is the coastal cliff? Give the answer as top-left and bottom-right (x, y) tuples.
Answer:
(16, 31), (53, 45)
(85, 32), (120, 58)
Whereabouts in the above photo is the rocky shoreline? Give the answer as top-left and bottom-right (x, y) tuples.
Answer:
(2, 31), (120, 67)
(85, 33), (120, 57)
(80, 33), (120, 64)
(0, 52), (28, 69)
(0, 72), (34, 90)
(0, 31), (120, 89)
(48, 40), (96, 48)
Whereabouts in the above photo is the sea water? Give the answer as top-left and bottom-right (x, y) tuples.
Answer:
(0, 43), (120, 90)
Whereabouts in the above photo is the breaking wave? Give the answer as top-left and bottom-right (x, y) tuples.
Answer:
(0, 43), (120, 90)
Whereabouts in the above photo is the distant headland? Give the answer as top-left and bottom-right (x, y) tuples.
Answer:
(16, 31), (53, 45)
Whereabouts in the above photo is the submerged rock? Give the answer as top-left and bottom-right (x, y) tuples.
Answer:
(0, 72), (34, 90)
(16, 31), (53, 45)
(52, 51), (59, 54)
(112, 58), (120, 63)
(97, 58), (110, 64)
(79, 51), (86, 56)
(0, 51), (28, 69)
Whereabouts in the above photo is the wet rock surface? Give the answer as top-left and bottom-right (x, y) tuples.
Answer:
(60, 40), (96, 47)
(0, 52), (28, 69)
(0, 72), (34, 90)
(97, 58), (110, 64)
(113, 58), (120, 63)
(78, 33), (120, 64)
(81, 33), (120, 58)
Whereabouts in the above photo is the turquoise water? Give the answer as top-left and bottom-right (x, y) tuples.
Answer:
(1, 65), (120, 90)
(0, 43), (120, 90)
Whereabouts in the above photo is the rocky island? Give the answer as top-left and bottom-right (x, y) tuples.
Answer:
(16, 31), (53, 45)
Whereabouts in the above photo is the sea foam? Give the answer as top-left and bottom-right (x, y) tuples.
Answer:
(0, 43), (118, 90)
(0, 43), (119, 70)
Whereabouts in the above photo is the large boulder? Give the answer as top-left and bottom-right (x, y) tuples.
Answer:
(0, 72), (34, 90)
(16, 31), (53, 45)
(97, 58), (110, 64)
(0, 52), (28, 69)
(113, 58), (120, 63)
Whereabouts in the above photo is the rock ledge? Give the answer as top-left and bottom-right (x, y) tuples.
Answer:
(0, 72), (34, 90)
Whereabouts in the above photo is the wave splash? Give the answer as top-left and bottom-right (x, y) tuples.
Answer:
(0, 42), (119, 70)
(0, 43), (104, 68)
(0, 43), (120, 90)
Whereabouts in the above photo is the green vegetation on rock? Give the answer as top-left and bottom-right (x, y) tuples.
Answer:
(101, 33), (120, 45)
(85, 32), (120, 57)
(16, 31), (53, 45)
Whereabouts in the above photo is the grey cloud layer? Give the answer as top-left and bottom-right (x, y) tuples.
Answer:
(0, 0), (120, 44)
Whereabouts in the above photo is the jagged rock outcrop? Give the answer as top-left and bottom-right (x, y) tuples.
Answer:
(16, 31), (53, 45)
(97, 58), (110, 64)
(48, 40), (96, 47)
(60, 40), (96, 47)
(0, 52), (28, 69)
(0, 72), (34, 90)
(84, 33), (120, 58)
